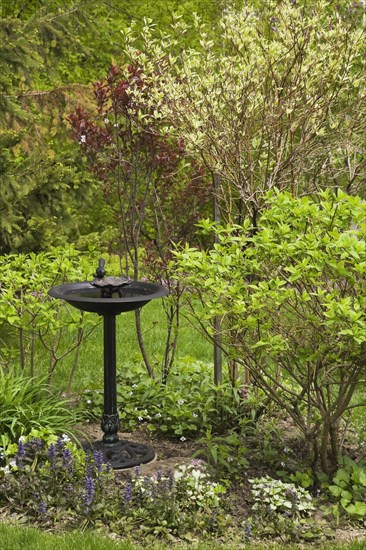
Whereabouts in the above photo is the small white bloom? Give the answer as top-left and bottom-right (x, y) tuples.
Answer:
(192, 413), (198, 418)
(138, 416), (144, 421)
(61, 434), (70, 442)
(18, 436), (25, 443)
(128, 392), (133, 396)
(104, 118), (109, 124)
(180, 436), (186, 442)
(177, 399), (184, 406)
(87, 399), (92, 405)
(132, 384), (137, 389)
(80, 135), (86, 143)
(155, 412), (162, 418)
(9, 460), (16, 469)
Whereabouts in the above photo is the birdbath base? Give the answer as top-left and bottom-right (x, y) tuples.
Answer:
(84, 439), (156, 470)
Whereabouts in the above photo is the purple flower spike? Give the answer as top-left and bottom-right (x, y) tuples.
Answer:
(16, 440), (26, 466)
(62, 447), (72, 468)
(83, 475), (95, 508)
(93, 450), (105, 472)
(47, 444), (56, 467)
(38, 501), (47, 515)
(123, 483), (132, 503)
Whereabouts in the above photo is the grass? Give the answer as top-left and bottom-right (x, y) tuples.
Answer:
(52, 299), (214, 392)
(0, 523), (365, 550)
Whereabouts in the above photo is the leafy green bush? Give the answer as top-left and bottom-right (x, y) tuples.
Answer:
(122, 0), (366, 223)
(0, 246), (99, 383)
(175, 190), (366, 475)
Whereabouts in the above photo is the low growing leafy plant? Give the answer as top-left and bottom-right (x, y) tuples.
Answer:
(83, 359), (245, 438)
(248, 475), (321, 542)
(0, 436), (228, 540)
(328, 456), (366, 520)
(193, 428), (249, 478)
(0, 367), (81, 446)
(249, 475), (315, 518)
(121, 461), (227, 538)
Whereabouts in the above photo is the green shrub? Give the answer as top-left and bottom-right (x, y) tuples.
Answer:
(175, 190), (366, 475)
(0, 246), (99, 383)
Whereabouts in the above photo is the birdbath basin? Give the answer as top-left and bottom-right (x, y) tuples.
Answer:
(49, 280), (167, 314)
(48, 259), (168, 469)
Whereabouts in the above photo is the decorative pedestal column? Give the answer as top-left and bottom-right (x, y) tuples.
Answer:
(85, 313), (155, 469)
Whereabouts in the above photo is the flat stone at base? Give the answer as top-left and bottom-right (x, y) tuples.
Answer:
(84, 439), (156, 470)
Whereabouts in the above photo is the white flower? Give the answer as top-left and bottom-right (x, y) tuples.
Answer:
(18, 436), (25, 443)
(80, 135), (86, 143)
(128, 392), (133, 396)
(87, 400), (92, 405)
(180, 436), (186, 442)
(132, 384), (137, 389)
(177, 399), (184, 406)
(155, 412), (162, 418)
(192, 413), (198, 418)
(61, 434), (70, 442)
(138, 416), (144, 421)
(104, 118), (109, 124)
(1, 466), (10, 475)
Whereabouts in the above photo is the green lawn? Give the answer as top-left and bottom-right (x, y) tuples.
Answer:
(52, 299), (214, 392)
(1, 523), (365, 550)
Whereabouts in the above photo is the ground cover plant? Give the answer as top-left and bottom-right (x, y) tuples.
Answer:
(0, 436), (228, 542)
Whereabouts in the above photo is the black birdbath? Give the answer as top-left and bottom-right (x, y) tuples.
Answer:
(48, 258), (168, 469)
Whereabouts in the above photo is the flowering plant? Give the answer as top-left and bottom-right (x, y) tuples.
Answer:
(0, 434), (113, 524)
(118, 460), (227, 537)
(0, 437), (228, 539)
(249, 475), (315, 518)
